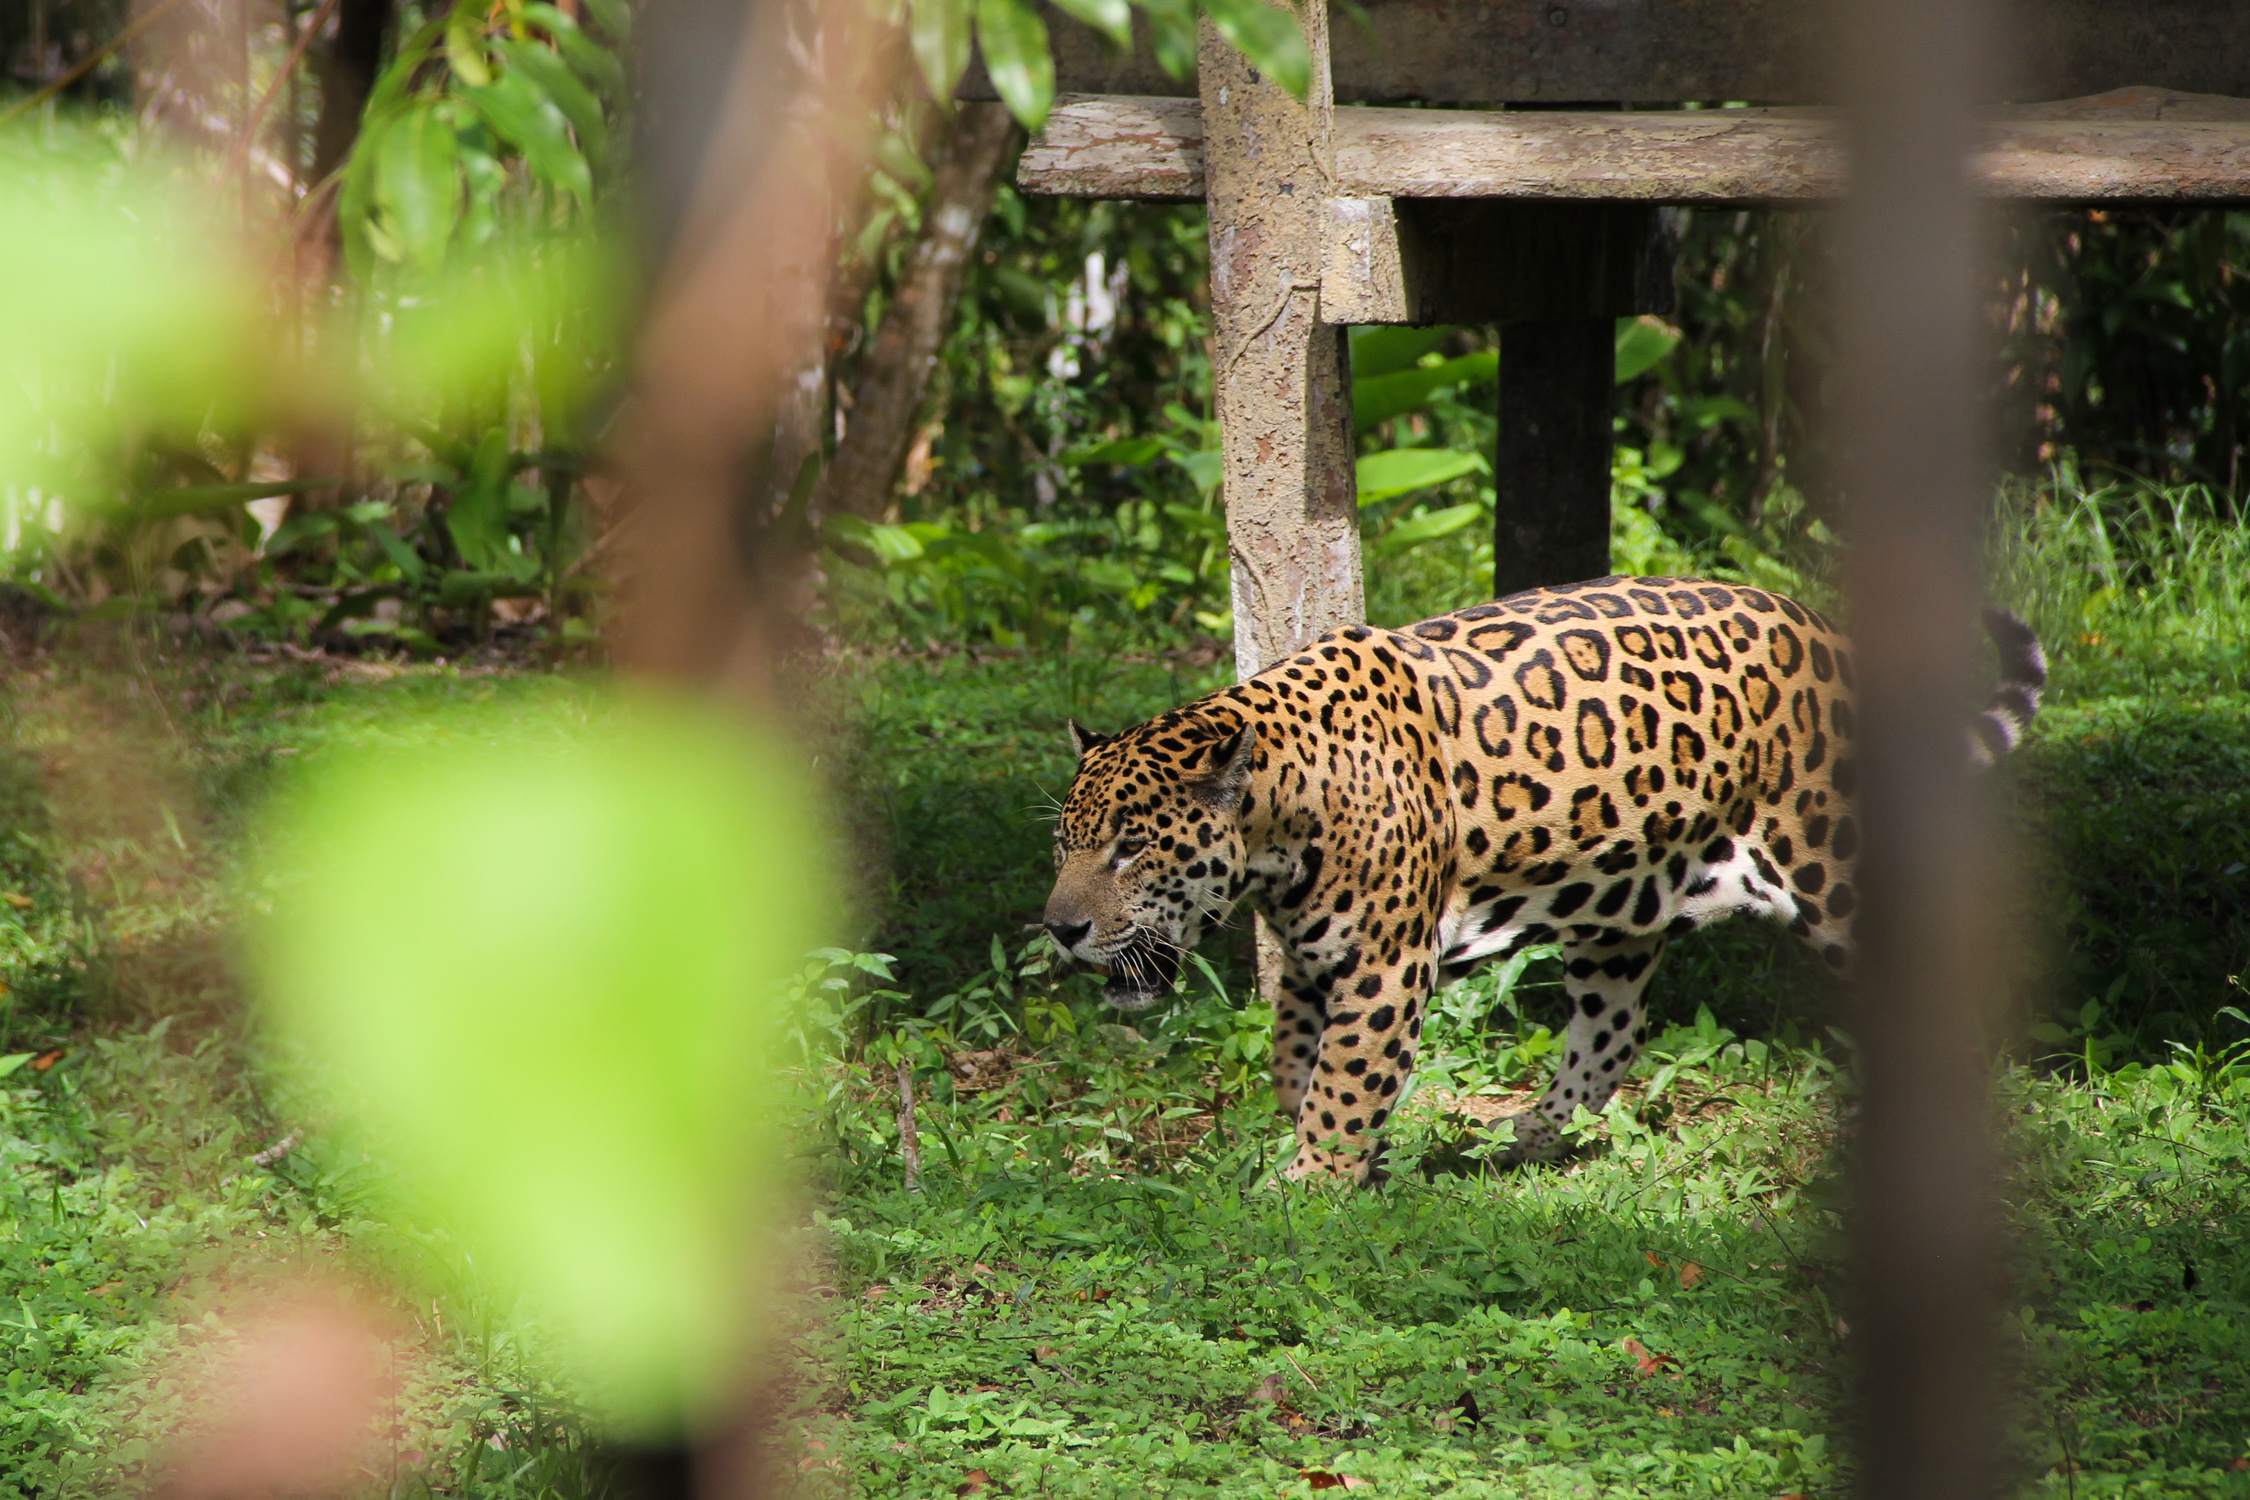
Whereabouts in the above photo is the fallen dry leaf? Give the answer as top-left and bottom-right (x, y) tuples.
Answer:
(1251, 1373), (1287, 1405)
(31, 1050), (64, 1073)
(956, 1469), (993, 1495)
(1645, 1250), (1665, 1269)
(1677, 1261), (1706, 1289)
(1622, 1337), (1678, 1376)
(2231, 1458), (2249, 1472)
(2, 893), (33, 909)
(1300, 1471), (1372, 1491)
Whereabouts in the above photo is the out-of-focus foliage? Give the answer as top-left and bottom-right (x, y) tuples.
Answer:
(0, 0), (630, 652)
(909, 0), (1311, 131)
(256, 696), (830, 1439)
(1997, 209), (2250, 496)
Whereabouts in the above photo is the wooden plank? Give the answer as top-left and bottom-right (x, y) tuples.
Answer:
(962, 0), (2250, 106)
(1014, 94), (1204, 201)
(1019, 91), (2250, 204)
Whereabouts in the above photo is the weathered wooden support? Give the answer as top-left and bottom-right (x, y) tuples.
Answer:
(1494, 320), (1616, 594)
(1198, 0), (1366, 1012)
(1018, 89), (2250, 205)
(1199, 14), (1363, 680)
(964, 0), (2250, 107)
(1318, 199), (1674, 592)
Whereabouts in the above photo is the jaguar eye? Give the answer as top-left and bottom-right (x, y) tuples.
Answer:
(1113, 837), (1148, 865)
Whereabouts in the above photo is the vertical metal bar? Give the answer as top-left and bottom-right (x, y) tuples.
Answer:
(1834, 0), (2004, 1495)
(1492, 319), (1614, 595)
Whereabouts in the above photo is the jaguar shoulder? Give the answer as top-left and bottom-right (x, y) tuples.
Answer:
(1042, 575), (2046, 1183)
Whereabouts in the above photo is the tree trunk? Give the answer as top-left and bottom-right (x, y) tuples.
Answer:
(308, 0), (392, 191)
(818, 103), (1020, 521)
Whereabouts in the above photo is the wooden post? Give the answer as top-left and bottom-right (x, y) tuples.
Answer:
(1486, 204), (1675, 596)
(1493, 320), (1614, 595)
(1199, 1), (1363, 1016)
(1199, 9), (1363, 682)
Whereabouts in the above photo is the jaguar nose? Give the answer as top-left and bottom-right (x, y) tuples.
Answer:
(1045, 920), (1092, 952)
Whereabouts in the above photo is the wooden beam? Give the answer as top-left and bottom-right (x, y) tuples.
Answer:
(963, 0), (2250, 107)
(1020, 90), (2250, 205)
(1321, 200), (1676, 324)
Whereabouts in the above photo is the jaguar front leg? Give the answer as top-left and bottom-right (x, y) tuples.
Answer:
(1502, 932), (1666, 1166)
(1282, 950), (1436, 1185)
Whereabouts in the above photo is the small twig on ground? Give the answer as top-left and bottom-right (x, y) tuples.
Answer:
(250, 1127), (303, 1168)
(1283, 1349), (1320, 1391)
(896, 1057), (922, 1193)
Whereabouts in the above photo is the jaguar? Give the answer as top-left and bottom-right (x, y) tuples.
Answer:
(1041, 576), (2045, 1183)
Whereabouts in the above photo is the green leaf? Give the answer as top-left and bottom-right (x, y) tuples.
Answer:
(1355, 447), (1486, 505)
(1615, 314), (1682, 384)
(448, 429), (516, 571)
(1199, 0), (1310, 100)
(375, 108), (464, 267)
(0, 1054), (34, 1078)
(445, 10), (493, 87)
(499, 39), (609, 165)
(1352, 350), (1496, 432)
(976, 0), (1055, 131)
(1061, 436), (1165, 467)
(519, 6), (630, 101)
(364, 520), (429, 583)
(1350, 325), (1453, 379)
(1138, 0), (1198, 78)
(1050, 0), (1132, 49)
(266, 511), (341, 555)
(579, 0), (631, 40)
(912, 0), (975, 101)
(463, 74), (593, 204)
(1171, 447), (1223, 495)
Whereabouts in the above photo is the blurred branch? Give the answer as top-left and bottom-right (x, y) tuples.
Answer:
(820, 102), (1020, 522)
(609, 0), (902, 689)
(219, 0), (340, 196)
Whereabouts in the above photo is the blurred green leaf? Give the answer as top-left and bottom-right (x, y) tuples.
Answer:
(499, 38), (609, 165)
(912, 0), (976, 102)
(1355, 447), (1487, 505)
(463, 73), (592, 204)
(1199, 0), (1310, 100)
(977, 0), (1055, 131)
(1139, 0), (1198, 78)
(580, 0), (632, 39)
(1376, 501), (1482, 554)
(257, 700), (829, 1438)
(1061, 436), (1166, 466)
(1615, 314), (1682, 384)
(1353, 350), (1497, 432)
(1350, 325), (1453, 379)
(375, 108), (464, 267)
(1051, 0), (1132, 49)
(444, 9), (493, 87)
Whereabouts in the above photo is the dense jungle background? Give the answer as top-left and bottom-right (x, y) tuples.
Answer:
(2, 0), (2249, 1493)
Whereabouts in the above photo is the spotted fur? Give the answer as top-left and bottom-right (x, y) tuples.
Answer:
(1042, 576), (2046, 1184)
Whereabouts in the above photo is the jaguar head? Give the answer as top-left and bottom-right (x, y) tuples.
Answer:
(1042, 712), (1255, 1010)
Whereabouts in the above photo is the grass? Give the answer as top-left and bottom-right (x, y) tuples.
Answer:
(0, 638), (618, 1494)
(0, 477), (2241, 1494)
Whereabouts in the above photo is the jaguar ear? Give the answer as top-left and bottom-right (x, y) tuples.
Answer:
(1193, 720), (1258, 813)
(1066, 719), (1110, 760)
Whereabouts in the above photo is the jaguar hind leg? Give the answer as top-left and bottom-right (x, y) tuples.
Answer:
(1501, 932), (1666, 1166)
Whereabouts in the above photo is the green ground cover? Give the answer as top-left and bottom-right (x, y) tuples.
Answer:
(0, 483), (2242, 1494)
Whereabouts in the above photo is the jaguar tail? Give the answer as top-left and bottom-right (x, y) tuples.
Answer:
(1968, 606), (2046, 767)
